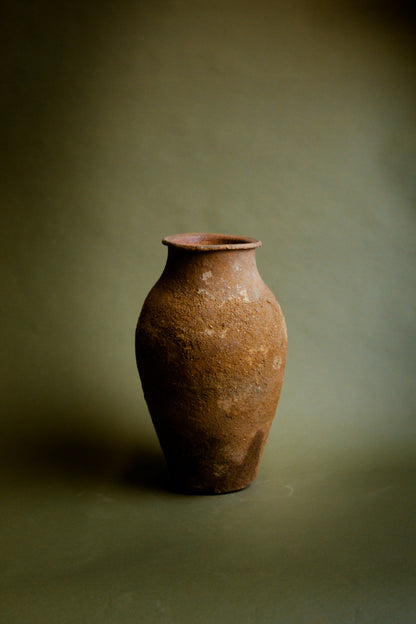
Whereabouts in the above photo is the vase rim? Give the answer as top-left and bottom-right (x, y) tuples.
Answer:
(162, 233), (262, 251)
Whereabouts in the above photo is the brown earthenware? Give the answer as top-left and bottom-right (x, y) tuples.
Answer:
(135, 233), (287, 494)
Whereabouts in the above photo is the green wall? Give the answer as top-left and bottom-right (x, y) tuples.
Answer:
(2, 0), (414, 469)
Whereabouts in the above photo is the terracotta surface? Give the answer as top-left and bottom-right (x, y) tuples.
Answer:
(135, 233), (287, 493)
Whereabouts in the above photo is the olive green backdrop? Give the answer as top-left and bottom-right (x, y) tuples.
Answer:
(1, 1), (415, 622)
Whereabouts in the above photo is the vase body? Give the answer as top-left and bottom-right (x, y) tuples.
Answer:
(135, 233), (287, 494)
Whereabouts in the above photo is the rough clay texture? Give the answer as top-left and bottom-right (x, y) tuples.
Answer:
(136, 235), (287, 494)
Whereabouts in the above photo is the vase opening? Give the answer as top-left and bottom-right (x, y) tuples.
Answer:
(162, 233), (262, 251)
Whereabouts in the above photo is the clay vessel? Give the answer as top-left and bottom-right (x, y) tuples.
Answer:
(135, 233), (287, 494)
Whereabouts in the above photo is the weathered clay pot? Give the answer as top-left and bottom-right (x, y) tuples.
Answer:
(135, 233), (287, 494)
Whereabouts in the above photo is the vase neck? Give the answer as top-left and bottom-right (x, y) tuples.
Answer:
(162, 246), (262, 294)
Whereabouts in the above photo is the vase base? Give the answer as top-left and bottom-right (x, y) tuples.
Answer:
(170, 482), (254, 495)
(168, 473), (257, 495)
